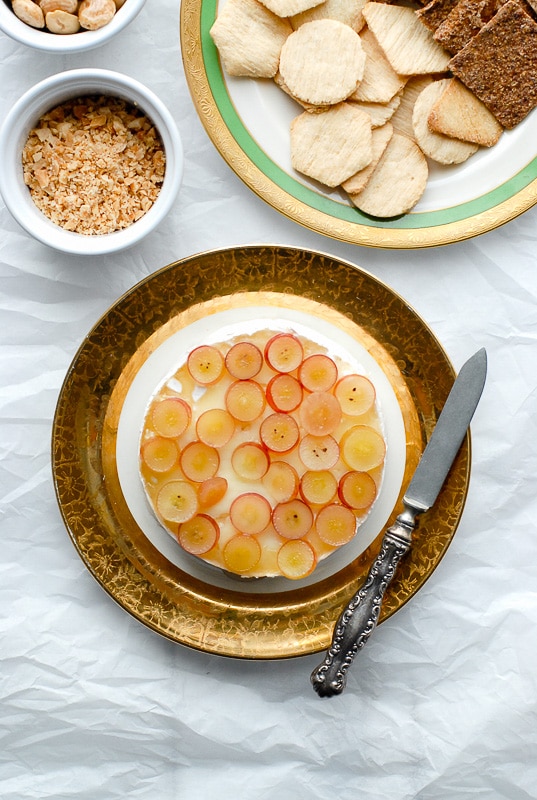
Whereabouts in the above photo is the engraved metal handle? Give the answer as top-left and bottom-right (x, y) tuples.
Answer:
(310, 512), (418, 697)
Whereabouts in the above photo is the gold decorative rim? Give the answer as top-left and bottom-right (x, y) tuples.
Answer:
(179, 0), (537, 249)
(52, 246), (470, 658)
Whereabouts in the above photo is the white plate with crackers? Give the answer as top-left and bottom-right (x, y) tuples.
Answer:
(181, 0), (537, 248)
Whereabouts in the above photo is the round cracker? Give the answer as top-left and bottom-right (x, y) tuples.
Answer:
(290, 102), (372, 187)
(349, 132), (428, 217)
(210, 0), (292, 78)
(259, 0), (323, 18)
(279, 19), (366, 106)
(412, 79), (479, 165)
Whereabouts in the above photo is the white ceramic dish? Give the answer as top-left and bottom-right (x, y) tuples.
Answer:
(0, 0), (146, 53)
(0, 68), (183, 256)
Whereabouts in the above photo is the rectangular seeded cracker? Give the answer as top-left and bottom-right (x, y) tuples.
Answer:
(449, 0), (537, 128)
(433, 0), (506, 54)
(416, 0), (460, 32)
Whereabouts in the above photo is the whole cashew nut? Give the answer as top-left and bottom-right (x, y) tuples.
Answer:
(12, 0), (45, 28)
(78, 0), (116, 30)
(45, 9), (80, 33)
(39, 0), (78, 15)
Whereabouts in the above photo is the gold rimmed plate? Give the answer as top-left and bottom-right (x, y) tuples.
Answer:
(52, 246), (470, 658)
(180, 0), (537, 248)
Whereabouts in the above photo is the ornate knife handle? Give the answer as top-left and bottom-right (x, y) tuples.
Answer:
(310, 514), (416, 697)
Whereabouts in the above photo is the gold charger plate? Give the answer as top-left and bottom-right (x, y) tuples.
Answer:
(52, 246), (470, 659)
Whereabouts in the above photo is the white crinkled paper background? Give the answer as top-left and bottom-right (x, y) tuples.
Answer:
(1, 1), (537, 797)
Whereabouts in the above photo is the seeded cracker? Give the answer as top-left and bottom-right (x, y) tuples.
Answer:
(209, 0), (292, 78)
(416, 0), (460, 32)
(449, 0), (537, 128)
(433, 0), (506, 54)
(279, 19), (366, 105)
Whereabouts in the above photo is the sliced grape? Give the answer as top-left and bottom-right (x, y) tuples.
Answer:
(225, 379), (266, 422)
(231, 441), (270, 480)
(266, 373), (303, 413)
(299, 469), (338, 506)
(225, 341), (263, 380)
(298, 434), (339, 471)
(262, 461), (299, 503)
(334, 374), (376, 416)
(180, 440), (220, 482)
(340, 425), (386, 471)
(141, 436), (179, 473)
(196, 408), (235, 448)
(156, 480), (198, 524)
(230, 492), (272, 534)
(298, 354), (338, 392)
(260, 412), (300, 453)
(315, 503), (357, 546)
(223, 534), (262, 573)
(299, 391), (342, 436)
(272, 499), (314, 539)
(338, 471), (377, 510)
(187, 345), (225, 385)
(264, 333), (304, 373)
(277, 539), (316, 580)
(151, 397), (191, 438)
(178, 514), (219, 555)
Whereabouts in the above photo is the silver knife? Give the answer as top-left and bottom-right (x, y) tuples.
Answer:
(311, 347), (487, 697)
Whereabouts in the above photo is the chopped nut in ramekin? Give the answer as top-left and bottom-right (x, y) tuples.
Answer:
(22, 95), (166, 236)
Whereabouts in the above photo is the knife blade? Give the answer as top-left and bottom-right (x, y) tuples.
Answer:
(310, 347), (487, 697)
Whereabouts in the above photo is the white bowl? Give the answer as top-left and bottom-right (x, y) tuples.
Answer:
(0, 68), (183, 256)
(0, 0), (146, 53)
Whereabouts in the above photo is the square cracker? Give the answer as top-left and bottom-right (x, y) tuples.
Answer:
(449, 0), (537, 128)
(416, 0), (460, 32)
(433, 0), (506, 54)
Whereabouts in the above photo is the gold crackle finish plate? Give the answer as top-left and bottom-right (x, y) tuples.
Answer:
(180, 0), (537, 248)
(52, 246), (470, 659)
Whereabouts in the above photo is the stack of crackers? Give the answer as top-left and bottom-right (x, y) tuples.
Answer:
(210, 0), (537, 218)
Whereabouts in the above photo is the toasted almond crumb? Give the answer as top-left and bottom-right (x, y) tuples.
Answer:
(22, 95), (166, 236)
